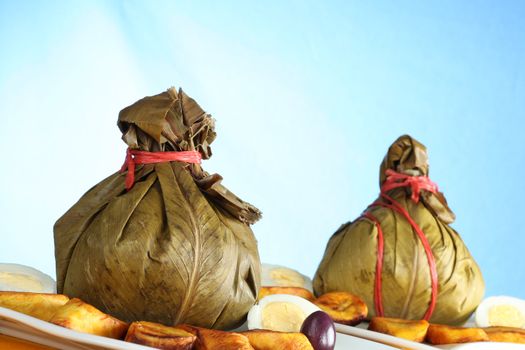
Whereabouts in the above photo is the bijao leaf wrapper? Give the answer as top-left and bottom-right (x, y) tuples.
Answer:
(54, 87), (262, 329)
(313, 135), (484, 325)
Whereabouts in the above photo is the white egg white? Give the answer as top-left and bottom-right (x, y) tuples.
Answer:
(247, 294), (321, 332)
(0, 263), (56, 293)
(261, 263), (313, 291)
(475, 296), (525, 328)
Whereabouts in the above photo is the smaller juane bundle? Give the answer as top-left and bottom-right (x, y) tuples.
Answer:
(313, 135), (485, 325)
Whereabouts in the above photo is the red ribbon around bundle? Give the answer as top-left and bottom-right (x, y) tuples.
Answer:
(362, 169), (439, 321)
(120, 148), (202, 191)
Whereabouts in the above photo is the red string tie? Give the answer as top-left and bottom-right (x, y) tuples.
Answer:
(362, 169), (440, 320)
(120, 148), (202, 191)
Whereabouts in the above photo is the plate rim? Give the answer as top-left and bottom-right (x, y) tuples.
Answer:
(336, 322), (525, 350)
(0, 306), (155, 350)
(336, 322), (439, 350)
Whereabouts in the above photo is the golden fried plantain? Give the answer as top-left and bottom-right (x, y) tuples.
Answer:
(259, 287), (315, 301)
(484, 326), (525, 344)
(242, 329), (314, 350)
(177, 324), (254, 350)
(0, 291), (69, 321)
(49, 298), (128, 339)
(426, 324), (488, 345)
(125, 321), (196, 349)
(313, 291), (367, 325)
(368, 317), (429, 342)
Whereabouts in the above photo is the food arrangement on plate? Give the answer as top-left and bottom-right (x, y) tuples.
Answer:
(1, 87), (525, 349)
(0, 287), (339, 349)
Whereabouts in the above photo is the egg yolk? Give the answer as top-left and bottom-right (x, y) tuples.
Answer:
(0, 272), (43, 291)
(261, 302), (306, 332)
(489, 305), (525, 327)
(270, 268), (305, 287)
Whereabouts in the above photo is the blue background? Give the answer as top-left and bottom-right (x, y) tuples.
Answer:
(1, 1), (524, 300)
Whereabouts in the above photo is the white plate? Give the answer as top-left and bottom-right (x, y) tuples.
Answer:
(436, 343), (525, 350)
(337, 323), (525, 350)
(336, 332), (399, 349)
(0, 306), (398, 350)
(2, 306), (521, 350)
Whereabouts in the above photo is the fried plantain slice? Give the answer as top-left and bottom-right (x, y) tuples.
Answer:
(259, 287), (315, 301)
(242, 329), (314, 350)
(49, 298), (128, 339)
(125, 321), (196, 349)
(0, 291), (69, 321)
(177, 324), (254, 350)
(368, 317), (429, 342)
(426, 324), (488, 345)
(313, 291), (367, 325)
(484, 326), (525, 344)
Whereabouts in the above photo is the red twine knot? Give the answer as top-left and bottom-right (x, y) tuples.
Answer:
(381, 169), (439, 202)
(120, 148), (202, 191)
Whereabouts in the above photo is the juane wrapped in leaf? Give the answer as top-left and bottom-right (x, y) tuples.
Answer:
(54, 87), (262, 329)
(313, 135), (484, 325)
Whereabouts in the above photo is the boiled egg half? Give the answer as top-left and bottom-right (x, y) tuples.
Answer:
(261, 263), (313, 291)
(0, 263), (56, 293)
(475, 296), (525, 328)
(248, 294), (321, 332)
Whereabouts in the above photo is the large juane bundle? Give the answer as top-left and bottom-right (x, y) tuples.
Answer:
(313, 135), (484, 325)
(54, 87), (261, 330)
